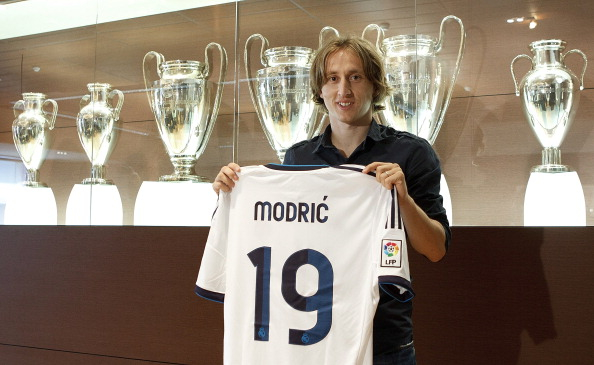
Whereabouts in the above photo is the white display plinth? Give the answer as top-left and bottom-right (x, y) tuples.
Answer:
(524, 171), (586, 226)
(134, 181), (217, 226)
(4, 185), (57, 225)
(66, 184), (123, 225)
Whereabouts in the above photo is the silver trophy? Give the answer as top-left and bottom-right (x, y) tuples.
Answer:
(511, 39), (587, 172)
(245, 33), (326, 162)
(76, 83), (124, 184)
(143, 43), (227, 181)
(365, 15), (465, 144)
(12, 92), (58, 187)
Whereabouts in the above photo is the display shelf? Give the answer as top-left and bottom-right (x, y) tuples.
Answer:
(1, 0), (594, 226)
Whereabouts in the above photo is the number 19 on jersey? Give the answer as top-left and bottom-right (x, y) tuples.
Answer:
(248, 246), (334, 346)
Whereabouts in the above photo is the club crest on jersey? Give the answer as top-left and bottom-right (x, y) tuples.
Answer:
(381, 239), (402, 267)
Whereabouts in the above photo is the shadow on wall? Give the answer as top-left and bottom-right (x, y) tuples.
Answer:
(411, 227), (557, 365)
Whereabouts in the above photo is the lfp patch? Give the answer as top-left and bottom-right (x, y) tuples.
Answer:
(381, 239), (402, 267)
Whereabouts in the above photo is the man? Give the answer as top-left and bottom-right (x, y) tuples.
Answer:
(214, 35), (450, 365)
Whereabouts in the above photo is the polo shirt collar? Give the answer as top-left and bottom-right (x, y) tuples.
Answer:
(313, 119), (383, 154)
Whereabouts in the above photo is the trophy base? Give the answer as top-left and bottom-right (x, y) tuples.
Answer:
(531, 164), (572, 173)
(158, 174), (211, 183)
(23, 169), (47, 187)
(23, 181), (49, 188)
(82, 178), (114, 185)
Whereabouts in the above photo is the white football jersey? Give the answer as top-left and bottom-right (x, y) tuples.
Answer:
(195, 164), (413, 365)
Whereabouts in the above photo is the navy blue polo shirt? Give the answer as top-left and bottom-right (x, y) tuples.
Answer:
(284, 119), (451, 355)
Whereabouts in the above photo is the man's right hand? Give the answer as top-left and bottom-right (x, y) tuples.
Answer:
(213, 163), (241, 194)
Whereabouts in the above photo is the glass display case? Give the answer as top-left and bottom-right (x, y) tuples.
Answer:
(1, 0), (593, 226)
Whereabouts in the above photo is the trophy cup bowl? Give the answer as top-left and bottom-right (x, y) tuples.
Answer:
(245, 34), (324, 162)
(143, 43), (227, 182)
(382, 34), (443, 141)
(150, 68), (210, 181)
(76, 83), (123, 184)
(12, 92), (58, 187)
(366, 15), (465, 145)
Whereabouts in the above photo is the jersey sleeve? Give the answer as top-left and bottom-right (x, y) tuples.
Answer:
(195, 192), (230, 303)
(377, 189), (414, 302)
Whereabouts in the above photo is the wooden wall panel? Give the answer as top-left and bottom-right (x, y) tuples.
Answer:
(0, 344), (176, 365)
(411, 227), (594, 365)
(0, 226), (223, 365)
(0, 226), (593, 364)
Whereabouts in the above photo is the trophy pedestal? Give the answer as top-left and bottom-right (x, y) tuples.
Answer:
(524, 170), (586, 226)
(4, 186), (57, 225)
(134, 181), (217, 226)
(440, 174), (453, 225)
(66, 184), (123, 225)
(159, 174), (210, 183)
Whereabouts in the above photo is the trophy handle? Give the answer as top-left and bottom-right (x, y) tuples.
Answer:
(197, 42), (228, 158)
(361, 24), (385, 53)
(319, 26), (340, 48)
(562, 49), (588, 90)
(79, 94), (91, 110)
(42, 98), (58, 130)
(435, 15), (464, 53)
(142, 51), (165, 110)
(13, 99), (24, 118)
(108, 88), (125, 120)
(245, 34), (278, 154)
(511, 54), (533, 96)
(430, 15), (466, 144)
(245, 33), (270, 68)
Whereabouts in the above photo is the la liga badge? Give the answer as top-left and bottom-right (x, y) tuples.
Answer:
(381, 239), (402, 267)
